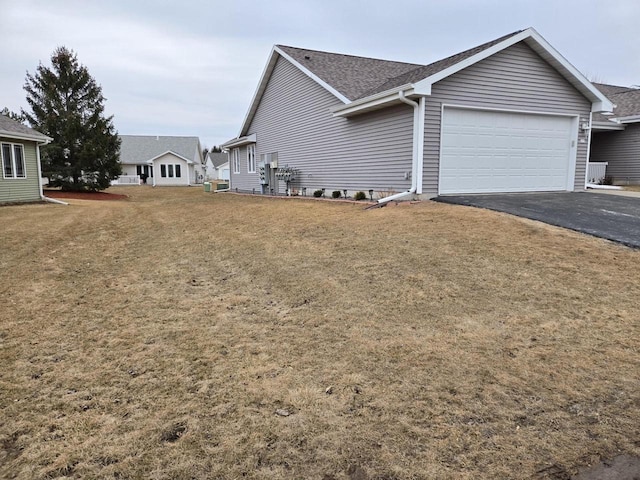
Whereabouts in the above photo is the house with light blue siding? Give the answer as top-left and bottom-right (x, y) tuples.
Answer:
(222, 28), (613, 202)
(0, 115), (51, 204)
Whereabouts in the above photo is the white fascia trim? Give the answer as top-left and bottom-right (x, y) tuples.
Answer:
(221, 133), (257, 149)
(591, 121), (625, 131)
(615, 115), (640, 124)
(238, 46), (279, 137)
(414, 28), (613, 112)
(0, 130), (52, 144)
(331, 84), (414, 117)
(274, 46), (350, 104)
(145, 150), (193, 164)
(238, 46), (351, 136)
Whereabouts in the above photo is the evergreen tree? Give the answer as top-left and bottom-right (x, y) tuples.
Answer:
(1, 107), (24, 123)
(23, 47), (121, 191)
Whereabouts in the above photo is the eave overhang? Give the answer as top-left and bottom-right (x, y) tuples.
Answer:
(0, 130), (52, 144)
(591, 121), (625, 132)
(221, 133), (257, 149)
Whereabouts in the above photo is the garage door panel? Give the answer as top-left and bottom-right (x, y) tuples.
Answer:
(439, 108), (574, 194)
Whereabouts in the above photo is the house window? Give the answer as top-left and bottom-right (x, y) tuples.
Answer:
(168, 164), (174, 177)
(161, 164), (167, 177)
(2, 143), (26, 179)
(233, 148), (240, 173)
(247, 145), (256, 173)
(175, 164), (181, 178)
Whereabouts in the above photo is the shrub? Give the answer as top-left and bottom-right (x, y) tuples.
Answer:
(313, 189), (323, 198)
(331, 190), (341, 198)
(354, 191), (367, 201)
(600, 176), (614, 186)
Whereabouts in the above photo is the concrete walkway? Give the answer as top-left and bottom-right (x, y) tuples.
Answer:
(588, 188), (640, 199)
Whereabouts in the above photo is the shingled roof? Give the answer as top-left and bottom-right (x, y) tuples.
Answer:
(276, 46), (422, 101)
(230, 28), (612, 140)
(119, 135), (201, 164)
(207, 151), (228, 168)
(0, 115), (50, 142)
(594, 83), (640, 118)
(277, 30), (523, 102)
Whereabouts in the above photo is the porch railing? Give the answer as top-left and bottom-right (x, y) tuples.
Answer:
(587, 162), (608, 184)
(112, 175), (141, 185)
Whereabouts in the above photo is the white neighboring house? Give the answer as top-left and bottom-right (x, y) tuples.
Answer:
(204, 151), (229, 181)
(117, 135), (205, 186)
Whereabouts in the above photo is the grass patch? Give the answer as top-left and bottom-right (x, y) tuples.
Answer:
(1, 187), (639, 479)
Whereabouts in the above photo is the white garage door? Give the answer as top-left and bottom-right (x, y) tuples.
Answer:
(439, 107), (575, 194)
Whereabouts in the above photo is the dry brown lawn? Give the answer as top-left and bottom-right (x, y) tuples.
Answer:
(1, 187), (639, 479)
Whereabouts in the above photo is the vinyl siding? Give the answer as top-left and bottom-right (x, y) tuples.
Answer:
(0, 137), (41, 203)
(590, 124), (640, 184)
(422, 42), (592, 197)
(152, 153), (190, 186)
(232, 56), (413, 194)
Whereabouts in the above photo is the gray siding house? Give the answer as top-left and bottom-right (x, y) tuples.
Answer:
(0, 115), (51, 204)
(223, 28), (612, 201)
(590, 83), (640, 184)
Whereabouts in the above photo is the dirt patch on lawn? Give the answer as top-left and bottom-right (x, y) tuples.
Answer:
(43, 189), (128, 201)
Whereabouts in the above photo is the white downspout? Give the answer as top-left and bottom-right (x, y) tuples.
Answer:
(378, 90), (423, 203)
(37, 139), (68, 205)
(584, 112), (593, 190)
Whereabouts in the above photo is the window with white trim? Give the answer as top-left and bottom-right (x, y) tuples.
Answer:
(247, 144), (256, 173)
(2, 143), (26, 179)
(233, 148), (240, 173)
(160, 164), (182, 178)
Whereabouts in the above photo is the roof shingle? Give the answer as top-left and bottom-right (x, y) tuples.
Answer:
(276, 30), (524, 102)
(119, 135), (201, 164)
(593, 83), (640, 118)
(0, 115), (50, 141)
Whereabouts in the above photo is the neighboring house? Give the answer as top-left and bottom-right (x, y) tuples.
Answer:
(217, 161), (230, 182)
(204, 151), (229, 180)
(222, 28), (612, 199)
(0, 115), (51, 203)
(590, 83), (640, 184)
(118, 135), (204, 186)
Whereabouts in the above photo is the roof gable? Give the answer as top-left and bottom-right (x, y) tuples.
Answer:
(354, 31), (523, 99)
(146, 150), (193, 164)
(206, 151), (228, 168)
(119, 135), (201, 164)
(235, 28), (613, 138)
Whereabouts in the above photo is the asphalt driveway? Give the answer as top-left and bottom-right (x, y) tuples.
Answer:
(435, 192), (640, 248)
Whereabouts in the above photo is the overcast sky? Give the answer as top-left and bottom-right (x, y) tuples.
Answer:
(2, 0), (639, 149)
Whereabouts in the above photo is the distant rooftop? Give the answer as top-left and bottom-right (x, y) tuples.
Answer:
(119, 135), (201, 164)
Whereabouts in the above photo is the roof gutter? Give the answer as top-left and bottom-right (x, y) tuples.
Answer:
(378, 90), (425, 204)
(615, 115), (640, 124)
